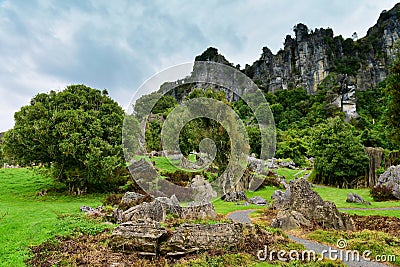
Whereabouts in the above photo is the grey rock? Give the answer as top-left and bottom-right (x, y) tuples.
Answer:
(346, 193), (371, 205)
(248, 196), (268, 206)
(182, 201), (217, 219)
(121, 192), (145, 205)
(271, 189), (290, 209)
(110, 221), (168, 256)
(271, 178), (354, 231)
(190, 175), (217, 202)
(247, 156), (267, 174)
(221, 190), (247, 202)
(159, 223), (244, 256)
(122, 199), (165, 223)
(375, 165), (400, 199)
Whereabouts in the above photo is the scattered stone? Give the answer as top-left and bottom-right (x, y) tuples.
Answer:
(271, 178), (354, 231)
(80, 206), (105, 217)
(375, 165), (400, 199)
(346, 193), (371, 205)
(221, 190), (247, 202)
(121, 192), (145, 206)
(279, 160), (296, 169)
(248, 196), (268, 206)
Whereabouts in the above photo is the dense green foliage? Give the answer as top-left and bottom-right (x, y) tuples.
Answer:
(309, 117), (369, 187)
(3, 85), (126, 193)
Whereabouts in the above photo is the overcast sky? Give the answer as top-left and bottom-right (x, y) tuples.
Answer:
(0, 0), (397, 132)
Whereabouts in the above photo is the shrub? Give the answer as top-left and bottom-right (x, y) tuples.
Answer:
(370, 185), (397, 202)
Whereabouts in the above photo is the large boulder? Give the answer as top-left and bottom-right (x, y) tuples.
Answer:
(221, 190), (247, 202)
(181, 202), (217, 219)
(271, 178), (354, 231)
(346, 193), (370, 205)
(375, 165), (400, 199)
(110, 221), (169, 256)
(121, 199), (165, 223)
(120, 195), (216, 222)
(248, 196), (268, 206)
(190, 175), (217, 202)
(159, 223), (244, 256)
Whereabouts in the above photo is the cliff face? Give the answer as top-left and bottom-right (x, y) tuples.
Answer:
(244, 4), (400, 95)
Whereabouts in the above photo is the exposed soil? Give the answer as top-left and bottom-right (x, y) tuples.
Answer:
(350, 214), (400, 236)
(26, 223), (288, 266)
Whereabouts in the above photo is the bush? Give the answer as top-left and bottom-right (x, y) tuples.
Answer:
(370, 185), (397, 202)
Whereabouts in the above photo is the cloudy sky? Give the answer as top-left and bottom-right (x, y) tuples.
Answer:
(0, 0), (397, 132)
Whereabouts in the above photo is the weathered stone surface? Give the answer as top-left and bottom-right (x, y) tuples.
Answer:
(346, 193), (371, 205)
(248, 196), (268, 206)
(159, 223), (244, 256)
(247, 156), (267, 174)
(121, 199), (165, 223)
(271, 178), (354, 231)
(271, 189), (289, 209)
(375, 165), (400, 199)
(221, 190), (247, 202)
(120, 195), (216, 222)
(110, 221), (168, 256)
(181, 202), (217, 219)
(190, 175), (217, 202)
(121, 192), (145, 206)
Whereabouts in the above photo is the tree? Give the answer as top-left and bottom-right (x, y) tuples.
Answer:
(384, 55), (400, 145)
(309, 117), (369, 188)
(3, 85), (126, 194)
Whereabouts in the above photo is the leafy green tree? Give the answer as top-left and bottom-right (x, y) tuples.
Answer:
(309, 117), (369, 188)
(3, 85), (126, 194)
(384, 56), (400, 145)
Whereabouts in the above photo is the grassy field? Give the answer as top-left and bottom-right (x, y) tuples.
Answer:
(0, 168), (110, 266)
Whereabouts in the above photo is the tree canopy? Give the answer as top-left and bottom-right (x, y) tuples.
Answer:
(3, 85), (126, 194)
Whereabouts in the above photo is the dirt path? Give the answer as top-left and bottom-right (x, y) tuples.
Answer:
(227, 210), (391, 267)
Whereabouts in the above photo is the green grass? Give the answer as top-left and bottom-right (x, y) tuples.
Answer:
(213, 186), (278, 215)
(274, 168), (311, 181)
(0, 168), (111, 266)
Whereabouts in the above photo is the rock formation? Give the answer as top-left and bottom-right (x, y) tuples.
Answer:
(346, 193), (370, 205)
(375, 165), (400, 199)
(271, 178), (354, 230)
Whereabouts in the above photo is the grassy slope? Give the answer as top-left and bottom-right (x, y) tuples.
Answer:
(0, 168), (107, 266)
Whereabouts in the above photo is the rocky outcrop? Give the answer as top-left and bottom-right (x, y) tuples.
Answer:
(110, 221), (251, 256)
(246, 4), (400, 94)
(375, 165), (400, 199)
(271, 178), (354, 231)
(221, 190), (247, 202)
(120, 195), (216, 223)
(110, 221), (169, 256)
(159, 223), (244, 256)
(346, 193), (370, 205)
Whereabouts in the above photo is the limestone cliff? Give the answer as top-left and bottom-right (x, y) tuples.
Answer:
(244, 3), (400, 95)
